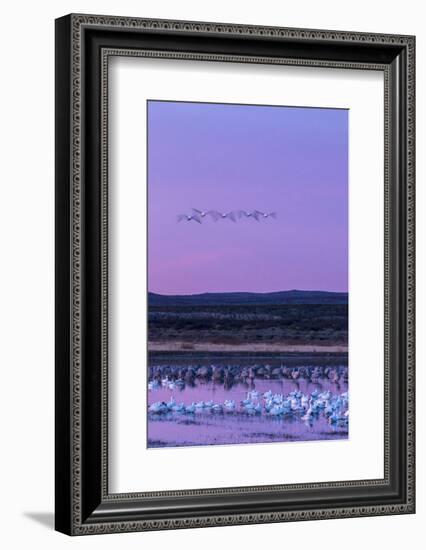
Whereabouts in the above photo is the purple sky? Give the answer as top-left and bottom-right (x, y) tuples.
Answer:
(148, 101), (348, 295)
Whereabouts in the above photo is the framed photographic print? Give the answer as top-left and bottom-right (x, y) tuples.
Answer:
(55, 14), (415, 535)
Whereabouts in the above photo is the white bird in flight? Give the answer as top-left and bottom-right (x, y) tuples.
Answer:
(254, 210), (277, 219)
(238, 210), (260, 221)
(191, 208), (217, 220)
(177, 213), (202, 223)
(210, 210), (236, 222)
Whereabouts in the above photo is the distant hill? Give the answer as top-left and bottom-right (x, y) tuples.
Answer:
(148, 290), (348, 306)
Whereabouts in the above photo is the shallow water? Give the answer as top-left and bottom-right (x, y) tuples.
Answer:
(147, 360), (348, 448)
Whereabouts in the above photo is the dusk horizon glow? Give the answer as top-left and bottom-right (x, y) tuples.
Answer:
(149, 288), (348, 297)
(148, 100), (348, 295)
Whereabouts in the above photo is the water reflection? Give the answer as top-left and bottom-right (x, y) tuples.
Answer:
(147, 360), (348, 448)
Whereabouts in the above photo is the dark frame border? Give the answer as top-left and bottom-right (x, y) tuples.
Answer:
(55, 14), (415, 535)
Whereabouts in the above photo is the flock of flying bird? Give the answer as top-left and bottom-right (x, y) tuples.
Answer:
(177, 208), (277, 224)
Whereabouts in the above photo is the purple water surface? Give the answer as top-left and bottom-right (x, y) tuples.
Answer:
(147, 376), (348, 448)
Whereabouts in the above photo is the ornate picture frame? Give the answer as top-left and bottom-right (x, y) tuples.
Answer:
(55, 13), (415, 535)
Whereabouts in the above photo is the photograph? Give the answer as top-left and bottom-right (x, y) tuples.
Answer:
(0, 0), (419, 544)
(147, 100), (349, 448)
(49, 7), (415, 539)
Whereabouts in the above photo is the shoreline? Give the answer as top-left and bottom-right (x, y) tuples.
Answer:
(148, 341), (348, 353)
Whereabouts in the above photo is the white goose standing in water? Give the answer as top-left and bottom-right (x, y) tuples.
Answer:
(224, 399), (236, 412)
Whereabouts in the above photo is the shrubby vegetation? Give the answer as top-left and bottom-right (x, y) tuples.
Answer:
(148, 304), (348, 346)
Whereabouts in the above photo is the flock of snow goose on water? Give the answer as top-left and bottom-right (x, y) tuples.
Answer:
(148, 388), (349, 427)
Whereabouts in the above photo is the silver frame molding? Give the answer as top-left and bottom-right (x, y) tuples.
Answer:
(55, 13), (415, 535)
